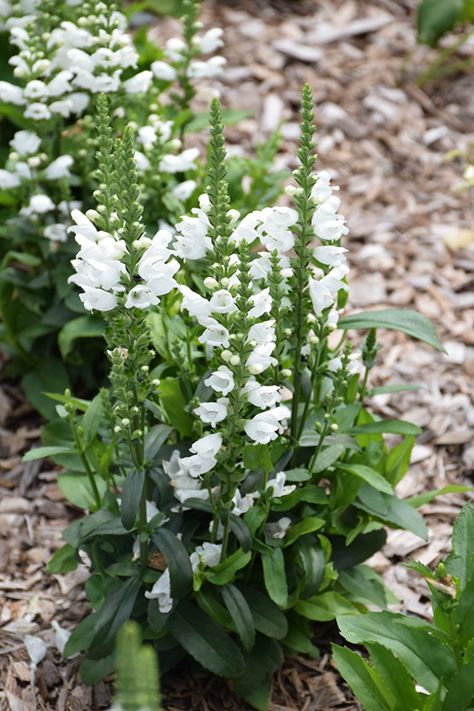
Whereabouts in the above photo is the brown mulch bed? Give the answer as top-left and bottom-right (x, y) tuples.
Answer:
(1, 0), (474, 708)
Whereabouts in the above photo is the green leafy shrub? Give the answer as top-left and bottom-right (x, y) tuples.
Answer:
(333, 503), (474, 711)
(21, 83), (459, 710)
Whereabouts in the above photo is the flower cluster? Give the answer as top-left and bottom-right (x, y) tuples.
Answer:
(68, 209), (179, 312)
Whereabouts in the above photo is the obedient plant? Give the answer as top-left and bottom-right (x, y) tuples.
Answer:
(0, 0), (241, 404)
(24, 87), (448, 709)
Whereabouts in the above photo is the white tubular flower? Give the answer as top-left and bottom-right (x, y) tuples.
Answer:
(134, 150), (150, 171)
(311, 170), (339, 204)
(243, 379), (281, 409)
(265, 517), (292, 539)
(20, 194), (55, 216)
(193, 27), (224, 54)
(198, 318), (230, 348)
(24, 102), (51, 120)
(179, 285), (213, 325)
(247, 342), (277, 375)
(190, 542), (222, 572)
(144, 568), (173, 613)
(45, 155), (73, 180)
(159, 148), (199, 173)
(44, 223), (68, 242)
(312, 204), (349, 242)
(171, 180), (196, 202)
(244, 405), (290, 445)
(191, 432), (222, 459)
(266, 471), (296, 498)
(232, 489), (259, 516)
(175, 208), (212, 260)
(250, 251), (292, 281)
(248, 288), (272, 319)
(187, 56), (226, 79)
(123, 70), (153, 94)
(0, 80), (24, 104)
(204, 365), (235, 396)
(125, 285), (159, 310)
(137, 125), (157, 150)
(151, 60), (176, 82)
(314, 245), (348, 267)
(79, 286), (118, 312)
(209, 289), (237, 315)
(0, 169), (20, 188)
(163, 450), (209, 504)
(24, 78), (47, 99)
(257, 206), (298, 254)
(308, 265), (349, 314)
(179, 433), (222, 478)
(10, 130), (40, 155)
(230, 210), (262, 245)
(194, 398), (228, 428)
(247, 319), (275, 346)
(164, 36), (186, 62)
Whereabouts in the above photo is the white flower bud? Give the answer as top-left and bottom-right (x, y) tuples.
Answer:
(121, 418), (130, 427)
(248, 363), (264, 375)
(230, 355), (240, 366)
(307, 313), (317, 324)
(204, 277), (218, 289)
(151, 378), (161, 387)
(226, 209), (240, 224)
(220, 277), (229, 288)
(114, 425), (121, 433)
(281, 368), (292, 378)
(170, 139), (182, 150)
(284, 328), (292, 336)
(85, 209), (100, 222)
(330, 423), (338, 432)
(221, 349), (232, 363)
(309, 335), (319, 345)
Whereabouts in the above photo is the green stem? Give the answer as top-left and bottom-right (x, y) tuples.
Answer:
(70, 420), (101, 509)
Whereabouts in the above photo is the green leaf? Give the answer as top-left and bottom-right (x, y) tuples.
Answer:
(80, 653), (115, 685)
(339, 565), (397, 608)
(283, 615), (319, 656)
(386, 436), (415, 485)
(262, 548), (288, 607)
(23, 445), (76, 462)
(408, 485), (473, 508)
(158, 378), (193, 437)
(243, 443), (273, 471)
(339, 308), (444, 351)
(283, 517), (325, 547)
(47, 544), (78, 574)
(445, 504), (474, 590)
(337, 611), (456, 693)
(350, 419), (421, 436)
(312, 444), (346, 472)
(295, 538), (326, 597)
(58, 472), (107, 509)
(332, 530), (387, 570)
(89, 577), (142, 659)
(233, 636), (283, 711)
(332, 644), (393, 711)
(367, 643), (423, 710)
(369, 384), (421, 396)
(228, 515), (252, 552)
(295, 591), (359, 621)
(81, 395), (104, 445)
(455, 561), (474, 648)
(239, 585), (288, 640)
(442, 652), (474, 711)
(167, 600), (244, 677)
(144, 424), (172, 461)
(21, 360), (69, 420)
(339, 463), (393, 494)
(206, 549), (251, 586)
(417, 0), (463, 46)
(152, 529), (193, 600)
(356, 486), (428, 540)
(121, 470), (145, 530)
(58, 316), (104, 358)
(221, 585), (256, 651)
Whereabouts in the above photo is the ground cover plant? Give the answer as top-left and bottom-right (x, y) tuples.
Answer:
(0, 0), (282, 411)
(20, 77), (458, 709)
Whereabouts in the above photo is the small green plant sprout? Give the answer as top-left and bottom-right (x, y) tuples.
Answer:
(333, 503), (474, 711)
(114, 622), (162, 711)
